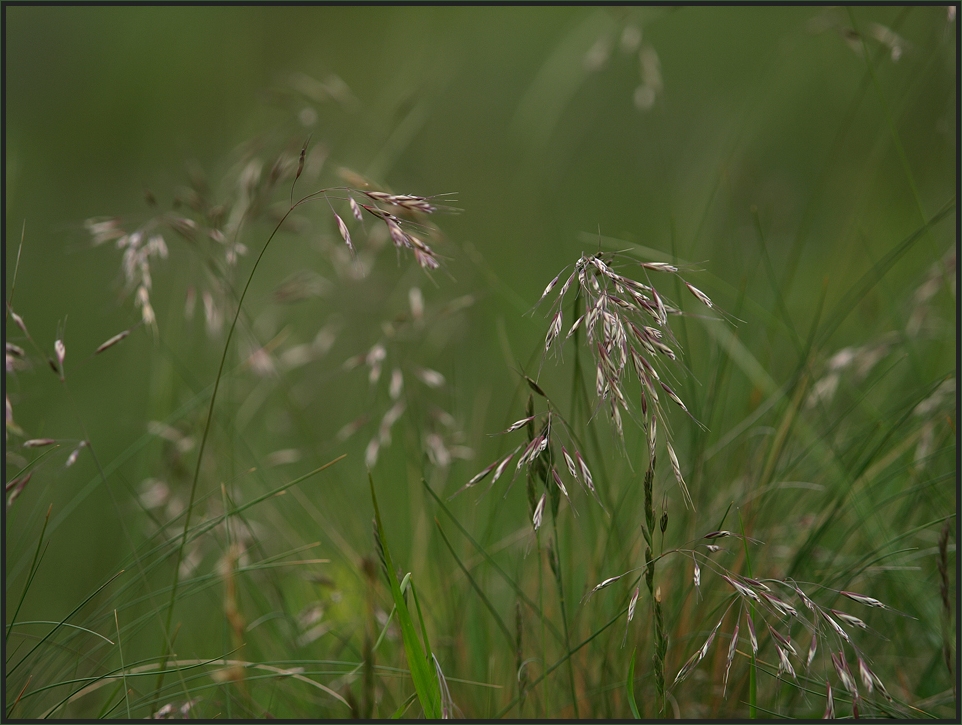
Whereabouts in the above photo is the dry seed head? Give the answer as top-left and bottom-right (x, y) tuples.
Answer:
(550, 466), (571, 506)
(693, 560), (701, 590)
(560, 445), (579, 480)
(724, 623), (739, 696)
(665, 441), (693, 509)
(824, 681), (835, 719)
(504, 416), (536, 434)
(831, 652), (858, 697)
(463, 459), (499, 490)
(538, 273), (561, 306)
(699, 619), (722, 659)
(334, 212), (354, 256)
(685, 282), (713, 308)
(673, 649), (701, 686)
(807, 632), (818, 668)
(840, 590), (886, 609)
(408, 287), (425, 322)
(532, 493), (546, 531)
(54, 339), (66, 378)
(857, 656), (873, 693)
(545, 310), (563, 351)
(349, 196), (363, 222)
(11, 311), (27, 335)
(576, 451), (594, 493)
(24, 438), (57, 448)
(415, 367), (445, 388)
(819, 609), (851, 643)
(776, 646), (797, 679)
(704, 530), (733, 540)
(768, 623), (797, 656)
(365, 437), (380, 469)
(95, 329), (132, 354)
(6, 472), (32, 509)
(389, 368), (404, 400)
(746, 611), (758, 654)
(65, 441), (87, 468)
(491, 450), (516, 484)
(627, 586), (640, 622)
(761, 590), (798, 618)
(589, 575), (623, 595)
(831, 610), (867, 630)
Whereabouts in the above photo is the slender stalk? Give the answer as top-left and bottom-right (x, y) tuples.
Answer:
(550, 513), (580, 718)
(152, 186), (338, 705)
(738, 509), (757, 719)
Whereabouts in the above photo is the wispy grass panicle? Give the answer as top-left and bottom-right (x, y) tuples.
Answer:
(535, 251), (714, 506)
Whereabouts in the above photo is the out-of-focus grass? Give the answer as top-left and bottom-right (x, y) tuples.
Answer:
(5, 5), (955, 718)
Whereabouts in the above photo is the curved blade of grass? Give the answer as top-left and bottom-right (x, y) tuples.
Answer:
(815, 199), (954, 348)
(8, 569), (124, 677)
(391, 691), (418, 719)
(370, 474), (441, 719)
(626, 648), (641, 719)
(7, 621), (114, 646)
(435, 519), (514, 649)
(6, 504), (52, 646)
(113, 610), (131, 719)
(423, 479), (566, 645)
(494, 604), (626, 718)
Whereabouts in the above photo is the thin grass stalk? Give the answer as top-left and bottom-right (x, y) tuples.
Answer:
(549, 514), (580, 718)
(738, 509), (757, 719)
(434, 520), (514, 648)
(113, 610), (131, 719)
(422, 481), (565, 644)
(494, 604), (627, 718)
(153, 198), (305, 705)
(640, 455), (667, 713)
(6, 504), (52, 646)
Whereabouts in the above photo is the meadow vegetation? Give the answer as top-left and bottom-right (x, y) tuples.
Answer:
(5, 6), (957, 719)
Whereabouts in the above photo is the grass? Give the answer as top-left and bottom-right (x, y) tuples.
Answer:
(5, 5), (957, 720)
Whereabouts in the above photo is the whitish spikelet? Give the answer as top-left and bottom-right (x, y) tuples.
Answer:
(537, 273), (560, 306)
(491, 450), (516, 484)
(415, 367), (445, 388)
(627, 586), (640, 622)
(545, 310), (563, 351)
(503, 416), (535, 434)
(685, 282), (712, 308)
(824, 681), (835, 719)
(334, 212), (354, 256)
(532, 493), (546, 531)
(389, 368), (404, 400)
(807, 632), (818, 668)
(840, 590), (887, 609)
(746, 612), (758, 655)
(776, 646), (796, 679)
(666, 441), (693, 509)
(54, 339), (66, 378)
(95, 329), (132, 354)
(588, 575), (623, 596)
(65, 441), (87, 468)
(723, 623), (739, 696)
(561, 445), (579, 479)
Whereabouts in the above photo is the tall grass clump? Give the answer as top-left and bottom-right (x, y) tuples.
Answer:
(5, 5), (956, 720)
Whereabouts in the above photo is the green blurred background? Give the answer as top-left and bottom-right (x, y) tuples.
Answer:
(5, 5), (956, 718)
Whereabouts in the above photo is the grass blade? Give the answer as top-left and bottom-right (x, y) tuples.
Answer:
(370, 475), (441, 719)
(626, 648), (641, 719)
